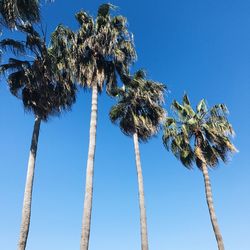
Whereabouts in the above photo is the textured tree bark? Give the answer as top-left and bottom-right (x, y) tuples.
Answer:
(201, 163), (225, 250)
(133, 132), (149, 250)
(18, 116), (41, 250)
(80, 84), (98, 250)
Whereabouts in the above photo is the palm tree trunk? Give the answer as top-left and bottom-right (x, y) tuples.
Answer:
(18, 116), (41, 250)
(133, 132), (149, 250)
(80, 84), (98, 250)
(201, 163), (225, 250)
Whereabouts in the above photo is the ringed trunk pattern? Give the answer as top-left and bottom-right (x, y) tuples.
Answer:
(201, 163), (225, 250)
(18, 116), (41, 250)
(133, 132), (149, 250)
(80, 84), (98, 250)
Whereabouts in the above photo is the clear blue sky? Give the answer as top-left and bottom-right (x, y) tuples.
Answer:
(0, 1), (249, 249)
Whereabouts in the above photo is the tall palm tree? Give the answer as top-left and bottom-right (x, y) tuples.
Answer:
(162, 94), (237, 250)
(0, 23), (76, 250)
(109, 70), (166, 250)
(0, 0), (53, 29)
(50, 4), (136, 249)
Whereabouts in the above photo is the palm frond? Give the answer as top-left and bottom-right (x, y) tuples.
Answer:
(196, 99), (207, 115)
(75, 10), (93, 27)
(0, 39), (25, 55)
(97, 3), (117, 18)
(179, 144), (195, 169)
(183, 94), (191, 106)
(0, 0), (43, 29)
(210, 104), (229, 117)
(0, 58), (31, 74)
(171, 100), (189, 121)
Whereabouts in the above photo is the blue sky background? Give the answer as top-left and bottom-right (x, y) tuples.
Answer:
(0, 0), (250, 249)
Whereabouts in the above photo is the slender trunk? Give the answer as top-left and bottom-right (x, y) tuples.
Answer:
(80, 84), (98, 250)
(18, 116), (41, 250)
(133, 132), (149, 250)
(201, 163), (225, 250)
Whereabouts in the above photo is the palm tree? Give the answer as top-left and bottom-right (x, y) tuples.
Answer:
(162, 94), (237, 250)
(0, 23), (76, 250)
(50, 4), (136, 249)
(109, 70), (166, 250)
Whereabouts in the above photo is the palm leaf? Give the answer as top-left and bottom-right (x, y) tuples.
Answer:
(98, 3), (117, 17)
(196, 99), (207, 115)
(183, 94), (191, 105)
(0, 39), (25, 55)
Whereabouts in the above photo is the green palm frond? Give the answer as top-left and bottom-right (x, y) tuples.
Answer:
(164, 117), (176, 127)
(163, 94), (237, 170)
(182, 94), (195, 117)
(171, 100), (189, 121)
(196, 99), (207, 115)
(162, 127), (177, 150)
(183, 94), (191, 105)
(210, 104), (228, 117)
(179, 144), (195, 169)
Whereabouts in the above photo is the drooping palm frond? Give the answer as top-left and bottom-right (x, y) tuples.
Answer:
(163, 94), (237, 170)
(49, 24), (75, 85)
(14, 0), (40, 23)
(0, 38), (25, 55)
(0, 0), (39, 29)
(0, 0), (54, 29)
(0, 57), (30, 73)
(110, 70), (166, 142)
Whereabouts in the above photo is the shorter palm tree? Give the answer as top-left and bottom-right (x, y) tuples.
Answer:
(0, 23), (76, 250)
(110, 70), (166, 250)
(163, 94), (237, 250)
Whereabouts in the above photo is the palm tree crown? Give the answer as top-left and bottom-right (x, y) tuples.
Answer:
(110, 70), (166, 141)
(163, 94), (237, 169)
(51, 3), (136, 94)
(0, 23), (76, 120)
